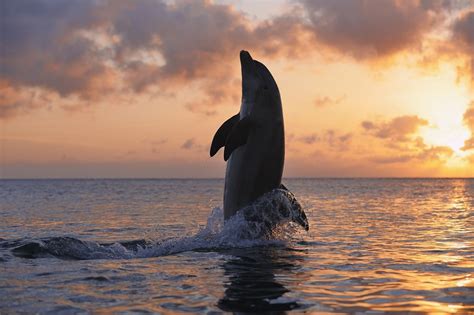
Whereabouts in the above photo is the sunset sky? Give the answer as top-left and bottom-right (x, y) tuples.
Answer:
(1, 0), (474, 178)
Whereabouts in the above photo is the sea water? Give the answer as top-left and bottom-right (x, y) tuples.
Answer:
(0, 178), (473, 313)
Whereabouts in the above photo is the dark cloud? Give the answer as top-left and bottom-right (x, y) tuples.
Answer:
(0, 0), (468, 120)
(452, 10), (474, 52)
(300, 0), (448, 58)
(112, 0), (249, 90)
(362, 115), (429, 141)
(0, 0), (307, 119)
(452, 10), (474, 83)
(110, 0), (306, 112)
(1, 0), (116, 99)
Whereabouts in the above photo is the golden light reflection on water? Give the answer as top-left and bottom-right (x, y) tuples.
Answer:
(295, 179), (474, 313)
(1, 179), (473, 313)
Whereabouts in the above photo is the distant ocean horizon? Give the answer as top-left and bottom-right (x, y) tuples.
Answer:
(2, 176), (474, 179)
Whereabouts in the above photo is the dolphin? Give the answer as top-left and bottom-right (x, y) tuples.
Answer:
(210, 51), (308, 231)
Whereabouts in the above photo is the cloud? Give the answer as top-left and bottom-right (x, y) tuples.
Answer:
(313, 95), (345, 108)
(1, 0), (117, 99)
(145, 139), (167, 154)
(185, 102), (219, 117)
(0, 80), (53, 118)
(180, 137), (208, 152)
(370, 145), (453, 164)
(361, 121), (376, 130)
(462, 101), (474, 150)
(362, 115), (429, 141)
(0, 0), (309, 119)
(109, 0), (308, 114)
(298, 134), (320, 144)
(181, 138), (196, 150)
(453, 10), (474, 51)
(325, 129), (352, 151)
(370, 155), (413, 164)
(417, 145), (453, 161)
(362, 114), (453, 164)
(451, 10), (474, 84)
(1, 0), (469, 121)
(297, 129), (352, 151)
(299, 0), (448, 58)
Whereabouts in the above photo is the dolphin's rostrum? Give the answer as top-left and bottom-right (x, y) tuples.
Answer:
(210, 51), (308, 231)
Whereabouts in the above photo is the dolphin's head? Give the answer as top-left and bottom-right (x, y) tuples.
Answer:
(240, 50), (281, 116)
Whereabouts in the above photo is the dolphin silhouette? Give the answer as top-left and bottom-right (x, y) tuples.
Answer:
(210, 51), (308, 231)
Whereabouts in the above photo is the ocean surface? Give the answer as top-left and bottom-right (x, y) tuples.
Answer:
(1, 178), (473, 314)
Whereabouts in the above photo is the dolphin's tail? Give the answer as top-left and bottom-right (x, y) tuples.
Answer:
(278, 184), (309, 231)
(238, 186), (310, 236)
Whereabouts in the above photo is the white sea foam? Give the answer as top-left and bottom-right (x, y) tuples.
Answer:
(132, 188), (309, 258)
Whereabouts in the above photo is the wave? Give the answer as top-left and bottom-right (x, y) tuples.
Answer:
(8, 188), (309, 260)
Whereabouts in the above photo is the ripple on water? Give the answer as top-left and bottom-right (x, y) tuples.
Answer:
(1, 178), (474, 313)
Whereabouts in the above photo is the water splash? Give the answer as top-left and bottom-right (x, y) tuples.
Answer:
(10, 188), (308, 260)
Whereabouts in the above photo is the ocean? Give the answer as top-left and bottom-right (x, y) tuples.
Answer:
(0, 178), (473, 313)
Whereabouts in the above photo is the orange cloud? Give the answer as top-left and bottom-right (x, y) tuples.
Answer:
(313, 95), (345, 108)
(181, 138), (207, 153)
(296, 130), (352, 151)
(369, 145), (453, 165)
(362, 115), (429, 141)
(462, 101), (474, 150)
(0, 80), (51, 118)
(361, 115), (454, 165)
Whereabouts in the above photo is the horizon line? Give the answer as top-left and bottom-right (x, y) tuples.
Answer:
(1, 177), (474, 180)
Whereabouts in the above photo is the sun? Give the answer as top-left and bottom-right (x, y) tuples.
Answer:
(418, 123), (471, 180)
(412, 76), (472, 157)
(418, 121), (471, 171)
(420, 125), (470, 154)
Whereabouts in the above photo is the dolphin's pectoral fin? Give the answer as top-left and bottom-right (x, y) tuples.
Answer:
(210, 113), (240, 157)
(224, 116), (253, 161)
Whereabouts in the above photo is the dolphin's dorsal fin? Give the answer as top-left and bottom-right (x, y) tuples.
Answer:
(210, 113), (240, 157)
(224, 116), (254, 161)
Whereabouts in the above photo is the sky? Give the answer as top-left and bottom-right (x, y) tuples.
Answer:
(1, 0), (474, 178)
